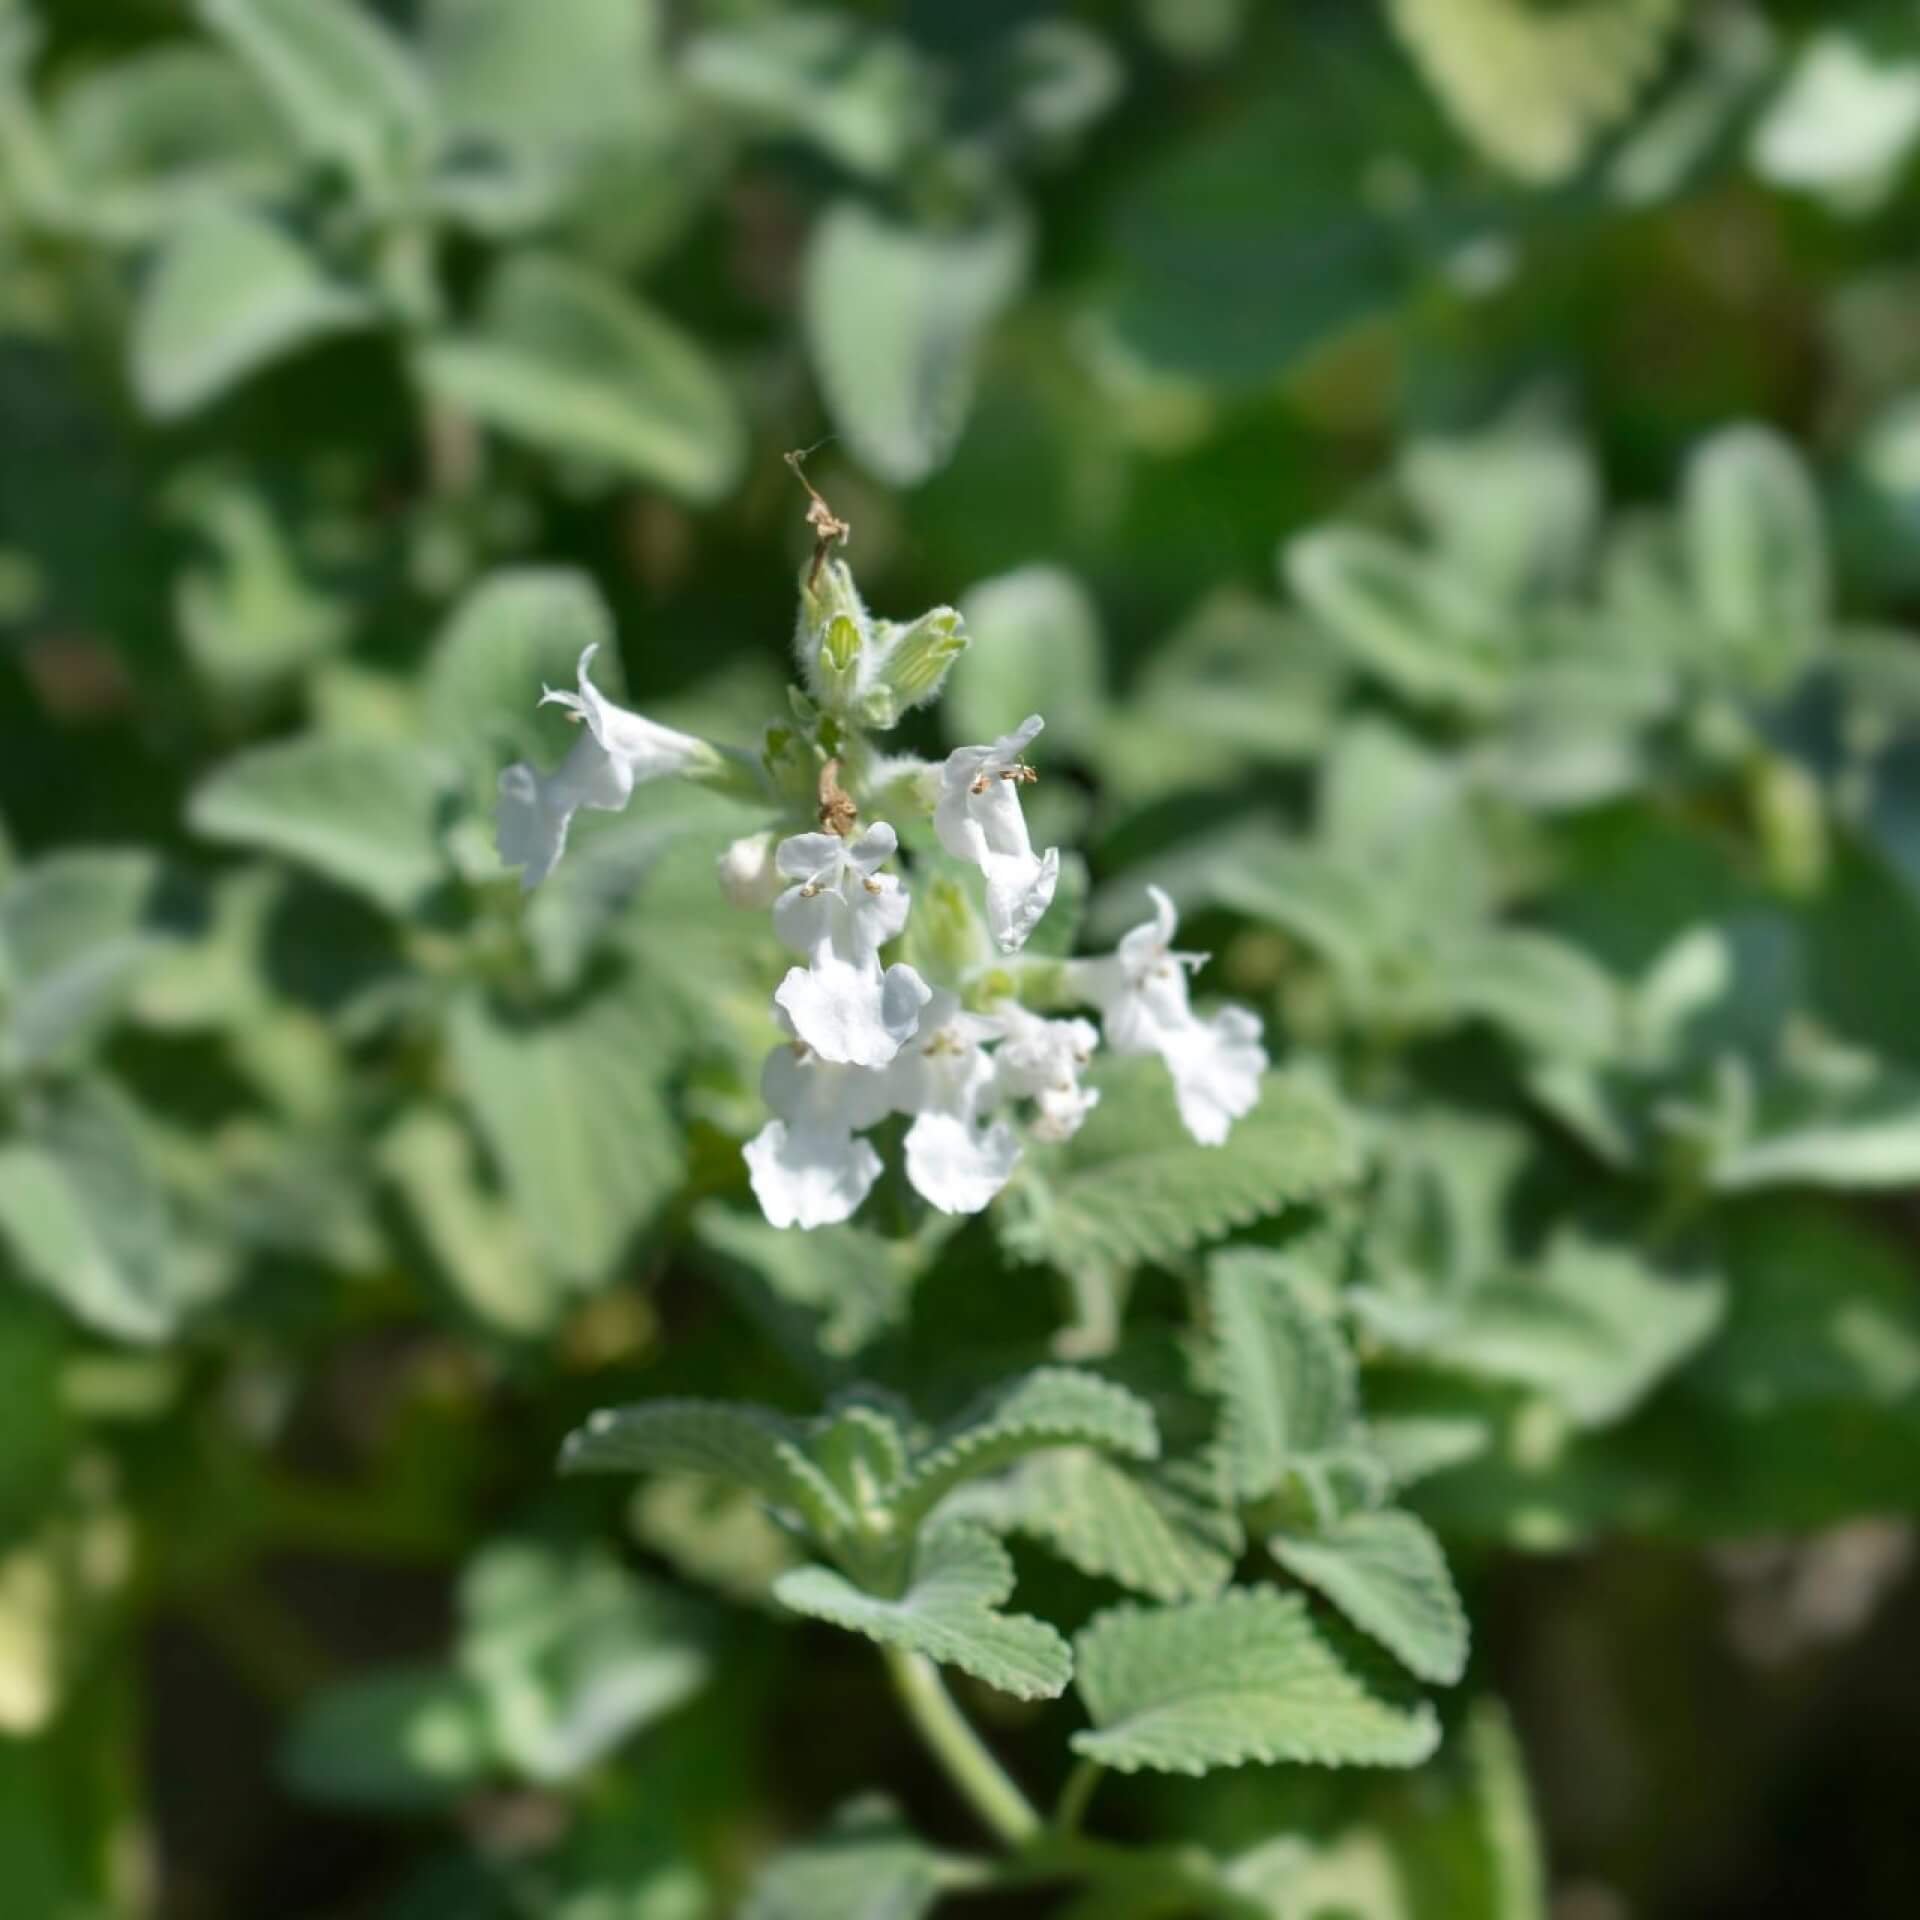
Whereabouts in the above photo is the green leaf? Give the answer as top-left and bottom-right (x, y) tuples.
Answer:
(743, 1798), (961, 1920)
(447, 971), (682, 1287)
(683, 14), (928, 180)
(197, 0), (430, 180)
(774, 1522), (1071, 1701)
(999, 1449), (1242, 1603)
(1711, 1068), (1920, 1191)
(131, 208), (373, 420)
(378, 1107), (562, 1336)
(1269, 1509), (1469, 1686)
(1683, 423), (1829, 683)
(1285, 528), (1515, 715)
(998, 1066), (1358, 1277)
(457, 1540), (710, 1784)
(0, 850), (182, 1068)
(416, 254), (746, 503)
(1428, 1234), (1724, 1428)
(423, 565), (618, 807)
(188, 734), (454, 915)
(46, 45), (293, 241)
(948, 566), (1106, 756)
(1428, 929), (1623, 1063)
(558, 1399), (850, 1546)
(892, 1367), (1160, 1532)
(802, 202), (1028, 486)
(0, 1079), (216, 1343)
(281, 1667), (489, 1812)
(1072, 1589), (1440, 1775)
(1209, 1249), (1371, 1509)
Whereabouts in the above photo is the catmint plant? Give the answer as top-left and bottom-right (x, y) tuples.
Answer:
(498, 489), (1269, 1235)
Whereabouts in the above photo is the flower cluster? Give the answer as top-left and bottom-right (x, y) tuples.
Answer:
(496, 558), (1267, 1231)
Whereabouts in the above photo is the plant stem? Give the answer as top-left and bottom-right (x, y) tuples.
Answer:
(883, 1648), (1040, 1848)
(1053, 1756), (1104, 1836)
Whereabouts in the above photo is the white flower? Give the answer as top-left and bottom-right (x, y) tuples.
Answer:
(496, 645), (715, 890)
(886, 991), (1021, 1215)
(1071, 885), (1266, 1146)
(716, 830), (782, 909)
(743, 1041), (891, 1230)
(934, 716), (1060, 953)
(990, 1001), (1101, 1143)
(771, 823), (931, 1069)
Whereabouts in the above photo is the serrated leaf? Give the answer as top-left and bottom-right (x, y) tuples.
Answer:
(803, 202), (1027, 486)
(1001, 1448), (1241, 1603)
(1072, 1589), (1439, 1775)
(447, 970), (682, 1286)
(742, 1798), (957, 1920)
(197, 0), (430, 179)
(1269, 1509), (1468, 1686)
(558, 1399), (849, 1545)
(999, 1066), (1357, 1277)
(774, 1522), (1071, 1701)
(131, 207), (373, 420)
(892, 1368), (1159, 1532)
(280, 1666), (488, 1813)
(416, 254), (746, 503)
(457, 1540), (709, 1783)
(188, 734), (455, 915)
(1429, 1233), (1724, 1427)
(0, 850), (183, 1068)
(1209, 1249), (1362, 1507)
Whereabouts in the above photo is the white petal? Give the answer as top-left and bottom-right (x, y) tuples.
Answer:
(1160, 1005), (1267, 1146)
(774, 830), (846, 884)
(982, 845), (1059, 952)
(1033, 1080), (1099, 1143)
(744, 1119), (882, 1229)
(761, 1044), (892, 1135)
(545, 644), (711, 780)
(904, 1111), (1021, 1215)
(494, 732), (631, 890)
(775, 954), (930, 1068)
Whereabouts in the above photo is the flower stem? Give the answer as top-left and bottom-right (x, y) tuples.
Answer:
(1053, 1756), (1104, 1836)
(883, 1648), (1040, 1849)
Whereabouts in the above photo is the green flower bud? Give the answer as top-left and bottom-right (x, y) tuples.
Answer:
(877, 605), (968, 710)
(795, 556), (872, 710)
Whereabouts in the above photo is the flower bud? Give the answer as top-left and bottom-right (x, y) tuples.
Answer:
(877, 605), (968, 710)
(717, 830), (783, 910)
(795, 557), (872, 710)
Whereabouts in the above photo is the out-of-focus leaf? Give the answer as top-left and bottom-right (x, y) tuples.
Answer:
(743, 1796), (959, 1920)
(131, 209), (374, 420)
(0, 850), (184, 1068)
(188, 735), (456, 915)
(457, 1540), (710, 1783)
(774, 1522), (1072, 1701)
(280, 1667), (489, 1812)
(1387, 0), (1683, 185)
(1072, 1590), (1439, 1775)
(417, 255), (746, 502)
(1711, 1065), (1920, 1192)
(1426, 1233), (1724, 1428)
(0, 1079), (218, 1343)
(683, 13), (928, 180)
(1683, 424), (1830, 688)
(1750, 32), (1920, 216)
(803, 202), (1028, 487)
(197, 0), (431, 181)
(45, 45), (293, 240)
(448, 967), (682, 1288)
(948, 565), (1105, 755)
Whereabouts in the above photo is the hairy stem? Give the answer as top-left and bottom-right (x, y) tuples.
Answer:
(883, 1647), (1040, 1848)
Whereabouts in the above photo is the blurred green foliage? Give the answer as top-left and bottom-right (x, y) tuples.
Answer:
(4, 1), (1920, 1916)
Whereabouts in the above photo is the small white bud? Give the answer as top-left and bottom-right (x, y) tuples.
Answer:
(717, 830), (784, 910)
